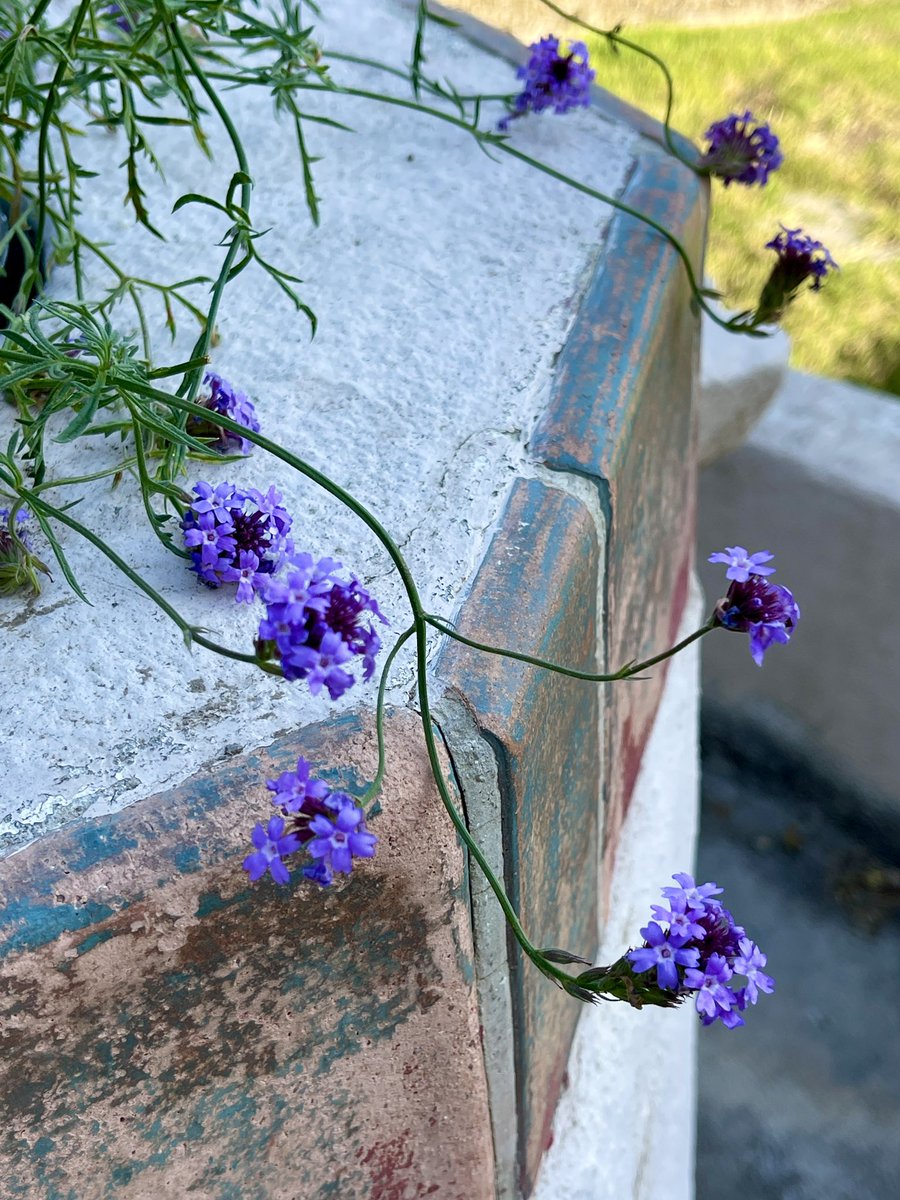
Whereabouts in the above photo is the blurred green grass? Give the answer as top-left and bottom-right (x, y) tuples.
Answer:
(583, 3), (900, 393)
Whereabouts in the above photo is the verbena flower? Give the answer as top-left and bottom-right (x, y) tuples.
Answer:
(181, 481), (292, 601)
(625, 872), (773, 1029)
(256, 553), (387, 699)
(626, 922), (699, 990)
(242, 816), (302, 885)
(307, 795), (378, 876)
(0, 505), (48, 596)
(700, 111), (783, 187)
(103, 4), (144, 33)
(754, 226), (838, 324)
(714, 574), (800, 666)
(244, 757), (378, 889)
(708, 547), (775, 583)
(186, 370), (261, 456)
(500, 36), (594, 129)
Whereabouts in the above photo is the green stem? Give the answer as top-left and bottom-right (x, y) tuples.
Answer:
(360, 623), (416, 807)
(166, 20), (252, 407)
(535, 0), (695, 168)
(425, 614), (718, 681)
(33, 0), (93, 284)
(413, 620), (571, 987)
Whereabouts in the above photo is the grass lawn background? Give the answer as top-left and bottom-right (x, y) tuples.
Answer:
(450, 1), (900, 394)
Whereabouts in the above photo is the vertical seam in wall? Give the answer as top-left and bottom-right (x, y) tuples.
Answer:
(478, 725), (527, 1199)
(433, 695), (520, 1200)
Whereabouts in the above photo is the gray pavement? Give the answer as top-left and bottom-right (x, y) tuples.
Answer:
(696, 713), (900, 1200)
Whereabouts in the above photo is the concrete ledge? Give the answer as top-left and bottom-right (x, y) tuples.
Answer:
(438, 477), (602, 1198)
(697, 310), (791, 466)
(531, 147), (706, 877)
(699, 370), (900, 823)
(0, 4), (707, 1196)
(0, 711), (493, 1199)
(533, 580), (702, 1200)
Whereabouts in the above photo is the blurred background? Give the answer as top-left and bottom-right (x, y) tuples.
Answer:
(452, 0), (900, 393)
(447, 2), (900, 1195)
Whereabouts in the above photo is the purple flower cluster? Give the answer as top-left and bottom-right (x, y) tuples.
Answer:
(627, 873), (773, 1028)
(700, 111), (783, 187)
(103, 3), (137, 32)
(708, 546), (800, 666)
(0, 505), (44, 596)
(181, 481), (292, 602)
(0, 505), (32, 551)
(243, 756), (377, 887)
(754, 225), (838, 324)
(187, 371), (261, 456)
(256, 554), (387, 700)
(500, 36), (594, 129)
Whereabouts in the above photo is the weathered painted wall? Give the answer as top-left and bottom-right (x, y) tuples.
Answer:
(1, 712), (494, 1200)
(0, 3), (706, 1197)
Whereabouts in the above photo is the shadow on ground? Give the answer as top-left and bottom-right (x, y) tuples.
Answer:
(696, 712), (900, 1200)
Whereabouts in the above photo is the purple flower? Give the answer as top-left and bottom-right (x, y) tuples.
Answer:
(708, 547), (775, 583)
(307, 795), (378, 877)
(626, 922), (700, 991)
(242, 816), (302, 885)
(683, 953), (735, 1018)
(266, 756), (331, 815)
(256, 552), (387, 700)
(650, 891), (707, 942)
(625, 871), (772, 1029)
(754, 225), (838, 324)
(181, 481), (292, 601)
(700, 111), (783, 187)
(104, 4), (138, 32)
(187, 371), (261, 456)
(714, 572), (800, 666)
(661, 872), (723, 910)
(0, 505), (45, 596)
(733, 938), (775, 1004)
(302, 860), (335, 888)
(500, 36), (594, 129)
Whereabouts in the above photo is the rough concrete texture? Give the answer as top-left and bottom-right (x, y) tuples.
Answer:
(698, 369), (900, 814)
(0, 710), (495, 1200)
(697, 310), (791, 466)
(531, 151), (706, 881)
(533, 583), (702, 1200)
(0, 0), (638, 852)
(439, 477), (603, 1198)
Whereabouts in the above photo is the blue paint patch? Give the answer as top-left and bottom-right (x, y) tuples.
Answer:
(0, 897), (116, 958)
(173, 843), (201, 873)
(63, 825), (140, 873)
(73, 927), (116, 957)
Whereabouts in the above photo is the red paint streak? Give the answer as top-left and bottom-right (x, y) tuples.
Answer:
(361, 1131), (441, 1200)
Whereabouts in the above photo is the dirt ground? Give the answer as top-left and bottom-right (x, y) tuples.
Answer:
(444, 0), (875, 36)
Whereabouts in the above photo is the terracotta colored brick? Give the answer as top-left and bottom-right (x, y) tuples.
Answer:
(437, 477), (602, 1197)
(531, 147), (707, 882)
(0, 712), (493, 1200)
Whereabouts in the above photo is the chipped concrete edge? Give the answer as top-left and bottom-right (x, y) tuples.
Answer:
(434, 694), (519, 1200)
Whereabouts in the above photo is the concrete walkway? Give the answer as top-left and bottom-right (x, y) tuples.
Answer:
(695, 719), (900, 1200)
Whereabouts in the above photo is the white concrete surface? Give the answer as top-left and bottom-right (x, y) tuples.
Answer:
(697, 307), (790, 466)
(699, 369), (900, 812)
(0, 0), (639, 852)
(533, 581), (702, 1200)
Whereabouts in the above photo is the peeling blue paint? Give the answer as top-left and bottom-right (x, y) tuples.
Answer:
(0, 897), (116, 959)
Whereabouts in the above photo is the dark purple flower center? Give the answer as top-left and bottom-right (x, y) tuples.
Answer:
(716, 575), (797, 631)
(550, 55), (573, 83)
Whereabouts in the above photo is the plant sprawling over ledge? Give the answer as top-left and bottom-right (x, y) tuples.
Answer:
(0, 0), (817, 1024)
